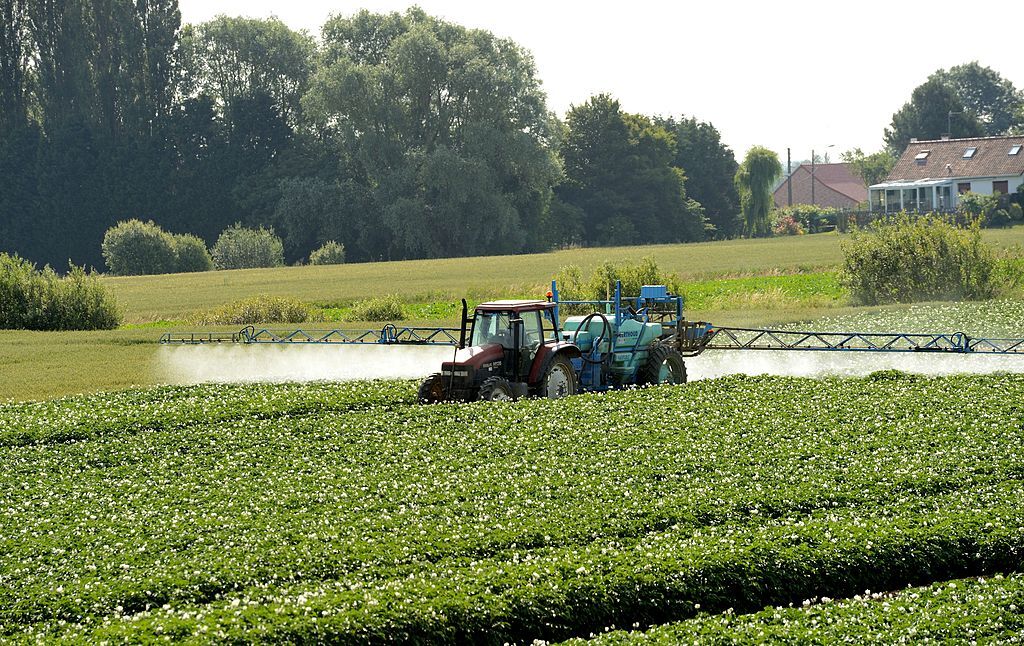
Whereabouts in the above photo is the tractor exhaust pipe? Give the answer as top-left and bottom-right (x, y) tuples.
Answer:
(459, 299), (469, 349)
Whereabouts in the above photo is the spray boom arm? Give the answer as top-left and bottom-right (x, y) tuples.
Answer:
(159, 284), (1024, 357)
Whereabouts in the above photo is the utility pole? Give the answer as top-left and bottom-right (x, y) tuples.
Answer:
(787, 148), (792, 206)
(811, 149), (815, 206)
(947, 110), (962, 138)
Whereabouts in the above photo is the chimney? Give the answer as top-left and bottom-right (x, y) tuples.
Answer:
(941, 134), (950, 140)
(910, 138), (918, 143)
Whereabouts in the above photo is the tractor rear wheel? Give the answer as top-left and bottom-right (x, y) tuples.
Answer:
(418, 373), (447, 404)
(478, 376), (515, 402)
(639, 345), (687, 385)
(540, 356), (577, 399)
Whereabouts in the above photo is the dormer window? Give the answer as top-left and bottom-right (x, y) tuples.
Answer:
(1011, 145), (1022, 156)
(963, 147), (977, 158)
(914, 150), (929, 163)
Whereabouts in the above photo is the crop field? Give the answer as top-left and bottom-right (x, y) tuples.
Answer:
(3, 373), (1024, 642)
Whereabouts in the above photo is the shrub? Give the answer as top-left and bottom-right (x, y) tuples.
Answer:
(841, 216), (998, 305)
(0, 253), (120, 330)
(348, 295), (406, 322)
(772, 214), (804, 236)
(553, 259), (681, 310)
(101, 219), (177, 275)
(211, 224), (285, 270)
(773, 204), (839, 233)
(587, 258), (681, 301)
(190, 295), (319, 325)
(309, 241), (346, 265)
(1009, 203), (1024, 222)
(101, 220), (213, 275)
(172, 234), (214, 273)
(957, 192), (1001, 227)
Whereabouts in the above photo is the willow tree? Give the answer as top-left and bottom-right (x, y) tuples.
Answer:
(734, 146), (781, 238)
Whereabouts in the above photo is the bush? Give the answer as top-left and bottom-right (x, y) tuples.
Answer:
(102, 220), (213, 275)
(554, 258), (681, 306)
(772, 214), (804, 236)
(211, 224), (284, 270)
(102, 219), (177, 275)
(0, 253), (120, 330)
(172, 234), (214, 273)
(191, 295), (319, 325)
(587, 257), (681, 301)
(773, 204), (839, 233)
(309, 241), (346, 265)
(841, 216), (998, 305)
(956, 192), (1003, 227)
(348, 295), (406, 322)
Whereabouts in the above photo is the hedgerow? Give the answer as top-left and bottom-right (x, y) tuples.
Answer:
(2, 374), (1024, 642)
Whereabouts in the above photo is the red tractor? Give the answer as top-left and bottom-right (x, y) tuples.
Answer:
(418, 299), (583, 402)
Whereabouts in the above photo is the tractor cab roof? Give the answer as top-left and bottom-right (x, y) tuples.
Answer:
(475, 300), (555, 314)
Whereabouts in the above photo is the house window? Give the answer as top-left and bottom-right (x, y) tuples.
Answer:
(963, 147), (977, 158)
(914, 151), (930, 165)
(1010, 145), (1022, 156)
(958, 182), (972, 194)
(993, 180), (1009, 195)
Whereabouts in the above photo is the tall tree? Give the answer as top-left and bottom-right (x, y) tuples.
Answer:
(179, 15), (315, 129)
(659, 116), (739, 238)
(27, 0), (97, 130)
(840, 148), (896, 188)
(0, 0), (32, 130)
(305, 8), (559, 260)
(885, 77), (985, 154)
(558, 95), (705, 246)
(931, 61), (1024, 137)
(735, 146), (781, 238)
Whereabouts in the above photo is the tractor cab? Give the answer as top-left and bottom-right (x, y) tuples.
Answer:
(418, 300), (581, 403)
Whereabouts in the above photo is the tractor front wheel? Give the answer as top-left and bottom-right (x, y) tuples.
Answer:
(639, 345), (687, 385)
(540, 356), (577, 399)
(478, 376), (515, 402)
(418, 373), (447, 404)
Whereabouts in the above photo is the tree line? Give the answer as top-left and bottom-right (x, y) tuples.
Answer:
(0, 4), (741, 272)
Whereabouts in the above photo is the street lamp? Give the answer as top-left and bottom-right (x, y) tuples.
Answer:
(810, 144), (834, 206)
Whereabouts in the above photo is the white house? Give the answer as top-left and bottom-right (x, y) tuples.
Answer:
(869, 135), (1024, 213)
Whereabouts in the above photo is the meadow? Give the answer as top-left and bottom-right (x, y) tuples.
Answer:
(3, 227), (1024, 401)
(3, 373), (1024, 642)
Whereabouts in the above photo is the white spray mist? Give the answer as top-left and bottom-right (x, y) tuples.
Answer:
(687, 349), (1024, 380)
(157, 344), (455, 385)
(157, 343), (1024, 387)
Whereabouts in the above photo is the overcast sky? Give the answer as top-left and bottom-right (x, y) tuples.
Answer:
(178, 0), (1024, 164)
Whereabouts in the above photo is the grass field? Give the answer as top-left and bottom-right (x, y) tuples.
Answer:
(3, 374), (1023, 641)
(3, 227), (1024, 402)
(100, 227), (1024, 323)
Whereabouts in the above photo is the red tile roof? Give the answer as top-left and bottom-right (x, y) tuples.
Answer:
(887, 135), (1024, 183)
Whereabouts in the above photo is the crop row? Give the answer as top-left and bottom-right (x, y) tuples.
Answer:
(560, 573), (1024, 644)
(2, 373), (1024, 641)
(0, 380), (414, 447)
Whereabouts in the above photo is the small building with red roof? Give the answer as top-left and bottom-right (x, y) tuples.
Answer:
(773, 162), (867, 210)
